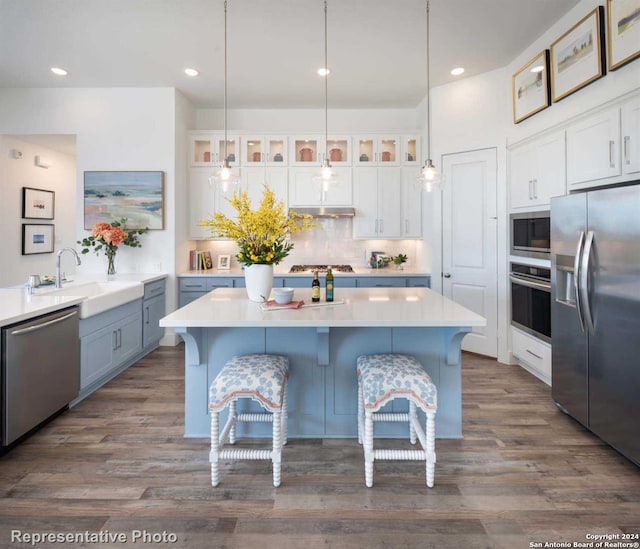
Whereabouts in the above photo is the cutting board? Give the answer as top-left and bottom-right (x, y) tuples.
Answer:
(259, 299), (345, 311)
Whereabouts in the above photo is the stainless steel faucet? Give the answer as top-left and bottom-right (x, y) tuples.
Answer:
(55, 248), (82, 288)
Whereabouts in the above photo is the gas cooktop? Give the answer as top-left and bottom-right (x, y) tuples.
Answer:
(289, 264), (355, 273)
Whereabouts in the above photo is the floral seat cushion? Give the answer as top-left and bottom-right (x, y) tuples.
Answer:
(209, 354), (289, 412)
(357, 354), (437, 413)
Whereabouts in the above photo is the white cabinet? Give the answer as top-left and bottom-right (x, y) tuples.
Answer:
(567, 106), (620, 187)
(242, 135), (288, 166)
(509, 131), (566, 210)
(511, 326), (551, 386)
(401, 136), (421, 166)
(401, 167), (422, 238)
(353, 135), (401, 166)
(242, 167), (288, 207)
(353, 167), (402, 238)
(289, 135), (325, 166)
(189, 132), (240, 167)
(288, 167), (352, 206)
(324, 137), (351, 166)
(188, 168), (216, 239)
(621, 95), (640, 176)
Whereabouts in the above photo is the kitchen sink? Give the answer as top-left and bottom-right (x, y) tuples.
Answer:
(38, 281), (144, 318)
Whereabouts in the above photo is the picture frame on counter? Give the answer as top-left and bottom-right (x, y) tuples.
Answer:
(217, 255), (230, 270)
(83, 171), (165, 230)
(22, 224), (54, 255)
(22, 187), (54, 220)
(607, 0), (640, 71)
(550, 6), (606, 103)
(512, 50), (551, 123)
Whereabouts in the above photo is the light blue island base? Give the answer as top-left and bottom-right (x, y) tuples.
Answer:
(177, 325), (470, 439)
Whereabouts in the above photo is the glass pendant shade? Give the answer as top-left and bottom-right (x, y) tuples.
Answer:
(313, 159), (337, 188)
(209, 160), (239, 192)
(417, 158), (443, 192)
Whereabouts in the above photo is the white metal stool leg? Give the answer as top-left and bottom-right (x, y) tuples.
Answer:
(281, 381), (288, 446)
(272, 410), (282, 487)
(409, 401), (417, 445)
(364, 411), (374, 487)
(210, 411), (220, 487)
(228, 400), (237, 444)
(357, 381), (364, 445)
(426, 410), (436, 488)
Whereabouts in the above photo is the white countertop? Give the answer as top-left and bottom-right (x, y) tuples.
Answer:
(160, 287), (486, 328)
(1, 273), (167, 328)
(178, 268), (430, 278)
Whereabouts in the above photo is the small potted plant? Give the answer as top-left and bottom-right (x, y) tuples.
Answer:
(392, 253), (408, 270)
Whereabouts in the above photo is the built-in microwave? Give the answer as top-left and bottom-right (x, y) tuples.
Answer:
(510, 211), (551, 259)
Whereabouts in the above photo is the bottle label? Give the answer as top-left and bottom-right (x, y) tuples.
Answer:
(312, 287), (320, 300)
(326, 282), (334, 301)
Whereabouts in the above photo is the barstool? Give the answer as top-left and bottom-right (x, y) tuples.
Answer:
(209, 354), (289, 487)
(357, 353), (438, 488)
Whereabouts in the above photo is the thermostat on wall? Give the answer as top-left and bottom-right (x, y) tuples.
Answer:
(35, 155), (51, 168)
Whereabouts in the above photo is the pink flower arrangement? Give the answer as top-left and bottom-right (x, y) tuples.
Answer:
(78, 218), (148, 275)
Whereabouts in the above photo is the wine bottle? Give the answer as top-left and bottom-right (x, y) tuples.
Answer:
(325, 266), (334, 302)
(312, 271), (320, 302)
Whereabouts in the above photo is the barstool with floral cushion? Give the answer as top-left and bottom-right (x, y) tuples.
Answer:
(209, 354), (289, 487)
(357, 353), (438, 488)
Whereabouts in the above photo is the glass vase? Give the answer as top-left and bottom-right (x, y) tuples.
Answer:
(106, 253), (117, 278)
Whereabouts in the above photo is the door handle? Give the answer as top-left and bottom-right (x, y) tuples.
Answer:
(580, 230), (595, 335)
(624, 136), (630, 165)
(528, 180), (533, 200)
(145, 306), (150, 325)
(573, 230), (586, 333)
(10, 311), (77, 336)
(443, 273), (451, 278)
(526, 349), (543, 360)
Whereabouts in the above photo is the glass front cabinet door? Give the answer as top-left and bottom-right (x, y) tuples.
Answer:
(189, 132), (240, 167)
(353, 135), (401, 166)
(243, 136), (288, 166)
(402, 135), (421, 166)
(325, 137), (350, 166)
(290, 136), (325, 166)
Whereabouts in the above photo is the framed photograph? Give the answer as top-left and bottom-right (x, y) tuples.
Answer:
(607, 0), (640, 70)
(217, 254), (231, 270)
(84, 171), (164, 230)
(512, 50), (551, 123)
(550, 7), (606, 103)
(22, 224), (54, 255)
(203, 251), (213, 270)
(22, 187), (55, 219)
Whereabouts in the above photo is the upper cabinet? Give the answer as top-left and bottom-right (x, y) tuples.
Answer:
(189, 132), (240, 167)
(289, 136), (325, 167)
(621, 95), (640, 177)
(288, 167), (352, 206)
(401, 136), (421, 166)
(242, 136), (288, 167)
(188, 168), (216, 239)
(509, 131), (566, 210)
(324, 137), (351, 166)
(353, 135), (420, 166)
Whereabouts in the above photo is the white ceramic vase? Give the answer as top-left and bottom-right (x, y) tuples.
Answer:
(244, 263), (274, 302)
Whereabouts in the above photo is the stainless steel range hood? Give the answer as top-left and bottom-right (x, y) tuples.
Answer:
(290, 207), (355, 218)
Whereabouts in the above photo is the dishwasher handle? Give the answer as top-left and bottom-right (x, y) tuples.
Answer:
(10, 311), (78, 336)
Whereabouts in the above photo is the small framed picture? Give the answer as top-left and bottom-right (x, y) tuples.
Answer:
(550, 7), (606, 103)
(22, 224), (55, 255)
(22, 187), (55, 219)
(512, 50), (551, 123)
(607, 0), (640, 71)
(217, 254), (231, 270)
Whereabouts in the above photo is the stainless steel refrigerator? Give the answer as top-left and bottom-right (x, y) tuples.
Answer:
(551, 183), (640, 466)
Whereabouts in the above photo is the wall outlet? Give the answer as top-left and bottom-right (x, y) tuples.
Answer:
(10, 149), (23, 159)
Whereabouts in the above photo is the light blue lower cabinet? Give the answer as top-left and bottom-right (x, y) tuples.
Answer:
(143, 279), (166, 350)
(356, 277), (405, 288)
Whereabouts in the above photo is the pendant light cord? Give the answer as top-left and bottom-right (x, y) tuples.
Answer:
(223, 0), (228, 164)
(425, 0), (431, 162)
(324, 0), (329, 162)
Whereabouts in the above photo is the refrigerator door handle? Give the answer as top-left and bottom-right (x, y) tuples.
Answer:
(573, 230), (586, 333)
(580, 230), (596, 335)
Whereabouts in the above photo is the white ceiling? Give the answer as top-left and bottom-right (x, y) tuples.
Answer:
(0, 0), (580, 109)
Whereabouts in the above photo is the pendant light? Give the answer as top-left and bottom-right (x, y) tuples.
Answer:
(210, 0), (238, 192)
(313, 0), (337, 190)
(417, 0), (443, 192)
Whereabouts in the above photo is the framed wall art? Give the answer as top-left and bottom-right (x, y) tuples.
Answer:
(607, 0), (640, 70)
(217, 255), (231, 270)
(84, 171), (165, 230)
(22, 224), (54, 255)
(512, 50), (551, 123)
(550, 7), (606, 102)
(22, 187), (55, 219)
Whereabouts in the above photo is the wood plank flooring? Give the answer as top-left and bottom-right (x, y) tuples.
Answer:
(1, 345), (639, 548)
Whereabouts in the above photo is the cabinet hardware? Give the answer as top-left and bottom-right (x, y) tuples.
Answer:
(526, 349), (542, 360)
(375, 219), (379, 234)
(624, 136), (630, 165)
(405, 219), (409, 233)
(609, 140), (615, 168)
(10, 311), (77, 336)
(443, 273), (451, 278)
(379, 219), (384, 233)
(145, 306), (150, 325)
(528, 180), (533, 200)
(533, 179), (538, 199)
(113, 330), (118, 351)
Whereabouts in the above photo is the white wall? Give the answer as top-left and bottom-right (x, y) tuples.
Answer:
(0, 136), (76, 286)
(506, 0), (640, 144)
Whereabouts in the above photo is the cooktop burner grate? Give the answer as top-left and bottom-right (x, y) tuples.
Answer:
(289, 264), (354, 273)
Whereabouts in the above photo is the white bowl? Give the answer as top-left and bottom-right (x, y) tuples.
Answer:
(273, 287), (294, 305)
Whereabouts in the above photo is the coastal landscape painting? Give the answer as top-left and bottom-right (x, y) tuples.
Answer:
(84, 171), (164, 230)
(607, 0), (640, 70)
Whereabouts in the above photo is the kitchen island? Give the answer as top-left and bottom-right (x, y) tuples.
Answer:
(160, 287), (486, 439)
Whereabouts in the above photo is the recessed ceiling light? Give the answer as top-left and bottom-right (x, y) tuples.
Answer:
(317, 67), (331, 76)
(50, 67), (68, 76)
(184, 68), (199, 77)
(530, 65), (544, 73)
(450, 67), (465, 76)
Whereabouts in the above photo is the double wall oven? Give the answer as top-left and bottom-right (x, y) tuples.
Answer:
(509, 211), (551, 343)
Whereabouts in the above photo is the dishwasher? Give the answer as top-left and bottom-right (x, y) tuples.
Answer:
(1, 306), (80, 448)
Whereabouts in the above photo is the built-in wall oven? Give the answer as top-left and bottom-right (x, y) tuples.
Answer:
(510, 211), (551, 259)
(510, 263), (551, 343)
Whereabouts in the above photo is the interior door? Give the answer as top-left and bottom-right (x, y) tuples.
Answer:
(442, 149), (498, 357)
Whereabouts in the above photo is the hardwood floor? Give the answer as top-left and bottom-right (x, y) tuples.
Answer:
(1, 345), (639, 548)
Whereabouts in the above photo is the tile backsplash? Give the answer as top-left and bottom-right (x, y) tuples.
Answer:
(195, 218), (423, 270)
